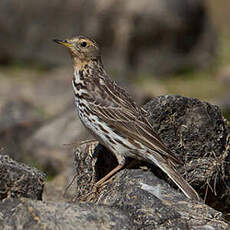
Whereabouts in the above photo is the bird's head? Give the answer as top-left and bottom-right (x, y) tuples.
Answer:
(53, 36), (101, 66)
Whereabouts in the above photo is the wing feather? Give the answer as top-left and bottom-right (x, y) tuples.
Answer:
(86, 76), (182, 165)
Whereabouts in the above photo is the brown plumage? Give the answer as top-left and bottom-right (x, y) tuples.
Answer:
(53, 36), (200, 200)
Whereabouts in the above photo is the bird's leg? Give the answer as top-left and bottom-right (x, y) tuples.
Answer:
(80, 163), (125, 202)
(95, 160), (126, 187)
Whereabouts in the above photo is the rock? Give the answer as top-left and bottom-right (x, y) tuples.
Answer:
(0, 155), (45, 200)
(73, 141), (101, 199)
(0, 0), (216, 75)
(143, 95), (230, 207)
(96, 170), (228, 229)
(22, 68), (74, 117)
(0, 100), (42, 162)
(72, 143), (229, 229)
(0, 198), (133, 230)
(26, 109), (89, 176)
(0, 67), (73, 118)
(144, 95), (226, 160)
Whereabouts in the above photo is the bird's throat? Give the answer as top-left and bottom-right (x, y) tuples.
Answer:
(72, 57), (89, 72)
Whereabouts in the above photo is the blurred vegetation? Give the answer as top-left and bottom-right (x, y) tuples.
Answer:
(136, 32), (230, 101)
(136, 0), (230, 105)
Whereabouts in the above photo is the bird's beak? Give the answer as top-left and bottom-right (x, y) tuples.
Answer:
(53, 39), (73, 48)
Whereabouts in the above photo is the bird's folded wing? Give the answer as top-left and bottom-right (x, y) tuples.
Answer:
(89, 98), (182, 165)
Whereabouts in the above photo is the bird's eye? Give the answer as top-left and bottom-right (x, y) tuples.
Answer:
(80, 41), (87, 47)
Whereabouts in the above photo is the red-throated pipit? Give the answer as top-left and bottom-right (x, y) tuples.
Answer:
(53, 36), (200, 200)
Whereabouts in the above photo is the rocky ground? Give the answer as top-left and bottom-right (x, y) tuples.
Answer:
(1, 92), (230, 229)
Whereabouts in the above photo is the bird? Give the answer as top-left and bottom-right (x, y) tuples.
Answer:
(53, 35), (200, 200)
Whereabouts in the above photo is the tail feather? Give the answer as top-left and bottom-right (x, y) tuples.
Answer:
(147, 154), (200, 201)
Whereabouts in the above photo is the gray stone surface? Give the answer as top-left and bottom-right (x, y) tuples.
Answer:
(0, 198), (133, 230)
(0, 100), (42, 161)
(96, 170), (228, 230)
(144, 95), (230, 205)
(73, 144), (229, 229)
(0, 155), (45, 200)
(26, 110), (89, 176)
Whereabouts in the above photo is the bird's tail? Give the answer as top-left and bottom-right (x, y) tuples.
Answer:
(146, 154), (201, 201)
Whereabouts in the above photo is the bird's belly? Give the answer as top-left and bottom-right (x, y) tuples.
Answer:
(76, 103), (140, 159)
